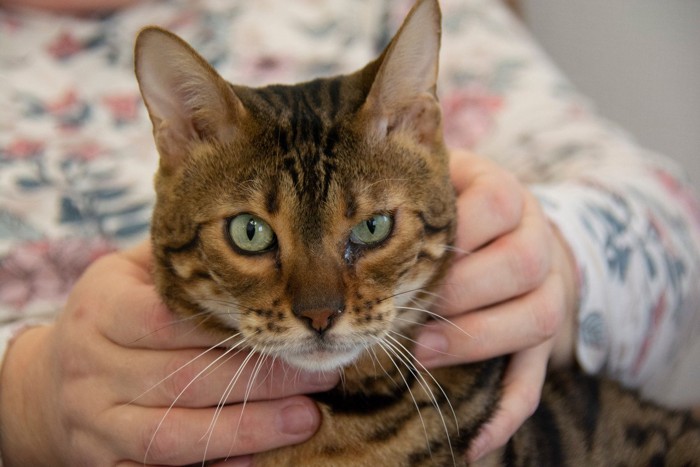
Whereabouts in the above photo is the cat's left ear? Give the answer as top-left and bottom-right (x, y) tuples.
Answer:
(135, 27), (246, 172)
(361, 0), (442, 147)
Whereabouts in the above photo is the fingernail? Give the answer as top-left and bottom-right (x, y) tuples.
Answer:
(414, 329), (448, 366)
(277, 402), (317, 435)
(468, 433), (490, 461)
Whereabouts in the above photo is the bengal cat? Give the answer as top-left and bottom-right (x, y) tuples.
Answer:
(134, 0), (700, 465)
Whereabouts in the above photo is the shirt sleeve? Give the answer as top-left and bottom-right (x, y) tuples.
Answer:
(532, 159), (700, 408)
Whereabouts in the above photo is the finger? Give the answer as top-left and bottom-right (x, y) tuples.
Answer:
(452, 164), (524, 255)
(78, 254), (221, 350)
(119, 347), (338, 407)
(468, 342), (550, 461)
(415, 273), (564, 368)
(436, 195), (551, 316)
(108, 396), (321, 465)
(119, 239), (155, 281)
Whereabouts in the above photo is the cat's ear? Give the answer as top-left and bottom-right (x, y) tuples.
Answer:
(361, 0), (442, 146)
(135, 27), (245, 172)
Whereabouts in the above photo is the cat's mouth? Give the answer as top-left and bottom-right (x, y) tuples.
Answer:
(283, 345), (364, 372)
(265, 335), (369, 372)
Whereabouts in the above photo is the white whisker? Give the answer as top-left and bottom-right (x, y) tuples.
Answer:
(204, 347), (259, 462)
(226, 350), (269, 460)
(384, 334), (458, 466)
(143, 335), (247, 465)
(129, 333), (241, 406)
(388, 329), (460, 360)
(395, 305), (474, 340)
(376, 341), (433, 459)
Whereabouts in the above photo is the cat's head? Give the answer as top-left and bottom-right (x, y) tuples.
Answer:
(135, 0), (455, 371)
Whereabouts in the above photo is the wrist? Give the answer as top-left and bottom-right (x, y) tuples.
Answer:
(0, 325), (56, 466)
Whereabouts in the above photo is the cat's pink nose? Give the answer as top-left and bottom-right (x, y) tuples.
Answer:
(296, 308), (341, 334)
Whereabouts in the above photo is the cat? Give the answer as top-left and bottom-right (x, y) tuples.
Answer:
(134, 0), (700, 465)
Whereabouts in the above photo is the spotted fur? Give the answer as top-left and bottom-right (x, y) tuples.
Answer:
(135, 0), (700, 465)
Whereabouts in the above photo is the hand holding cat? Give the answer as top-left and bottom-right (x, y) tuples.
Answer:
(0, 241), (337, 466)
(414, 149), (579, 461)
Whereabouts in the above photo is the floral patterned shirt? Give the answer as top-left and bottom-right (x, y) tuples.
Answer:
(1, 0), (699, 409)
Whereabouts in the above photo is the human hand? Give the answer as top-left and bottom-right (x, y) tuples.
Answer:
(0, 241), (337, 466)
(414, 149), (579, 461)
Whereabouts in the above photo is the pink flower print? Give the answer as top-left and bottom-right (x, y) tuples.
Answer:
(102, 93), (141, 126)
(0, 15), (22, 33)
(47, 90), (78, 114)
(47, 31), (83, 60)
(46, 90), (91, 130)
(67, 142), (104, 162)
(631, 292), (667, 378)
(654, 167), (700, 228)
(1, 138), (45, 161)
(442, 85), (503, 149)
(0, 238), (116, 312)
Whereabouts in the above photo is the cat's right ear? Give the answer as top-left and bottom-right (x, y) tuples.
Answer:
(135, 27), (245, 173)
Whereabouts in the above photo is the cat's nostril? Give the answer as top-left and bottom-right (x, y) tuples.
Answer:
(296, 308), (341, 334)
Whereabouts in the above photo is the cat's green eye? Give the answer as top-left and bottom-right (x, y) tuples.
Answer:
(350, 214), (393, 246)
(228, 214), (276, 253)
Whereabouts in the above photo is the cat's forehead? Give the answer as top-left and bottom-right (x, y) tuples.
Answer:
(227, 77), (396, 203)
(237, 74), (369, 122)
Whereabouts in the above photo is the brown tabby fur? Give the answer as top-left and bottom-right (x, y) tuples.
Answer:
(135, 0), (700, 465)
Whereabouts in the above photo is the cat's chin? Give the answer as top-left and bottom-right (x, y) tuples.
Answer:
(282, 347), (363, 372)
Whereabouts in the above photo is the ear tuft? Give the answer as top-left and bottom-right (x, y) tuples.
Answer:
(362, 0), (442, 146)
(135, 27), (245, 171)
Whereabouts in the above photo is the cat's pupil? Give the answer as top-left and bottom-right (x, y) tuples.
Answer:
(246, 219), (257, 241)
(366, 219), (376, 234)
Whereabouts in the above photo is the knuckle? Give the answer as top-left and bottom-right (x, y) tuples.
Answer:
(142, 301), (177, 343)
(486, 412), (519, 449)
(161, 353), (202, 405)
(254, 363), (277, 398)
(140, 415), (181, 463)
(531, 286), (564, 340)
(509, 241), (548, 290)
(481, 180), (522, 229)
(516, 385), (542, 418)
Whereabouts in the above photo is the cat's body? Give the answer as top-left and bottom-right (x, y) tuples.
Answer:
(134, 0), (700, 465)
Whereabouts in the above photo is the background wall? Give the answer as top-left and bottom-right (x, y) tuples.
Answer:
(520, 0), (700, 184)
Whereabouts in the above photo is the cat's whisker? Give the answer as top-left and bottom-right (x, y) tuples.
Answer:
(143, 335), (247, 465)
(127, 312), (219, 345)
(408, 288), (453, 305)
(385, 334), (459, 432)
(383, 286), (454, 309)
(375, 341), (434, 460)
(394, 316), (425, 326)
(395, 305), (474, 340)
(382, 335), (457, 467)
(128, 333), (242, 407)
(367, 342), (402, 390)
(227, 350), (270, 461)
(438, 244), (473, 256)
(408, 294), (439, 308)
(387, 329), (462, 360)
(203, 346), (260, 463)
(364, 341), (382, 377)
(378, 286), (432, 303)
